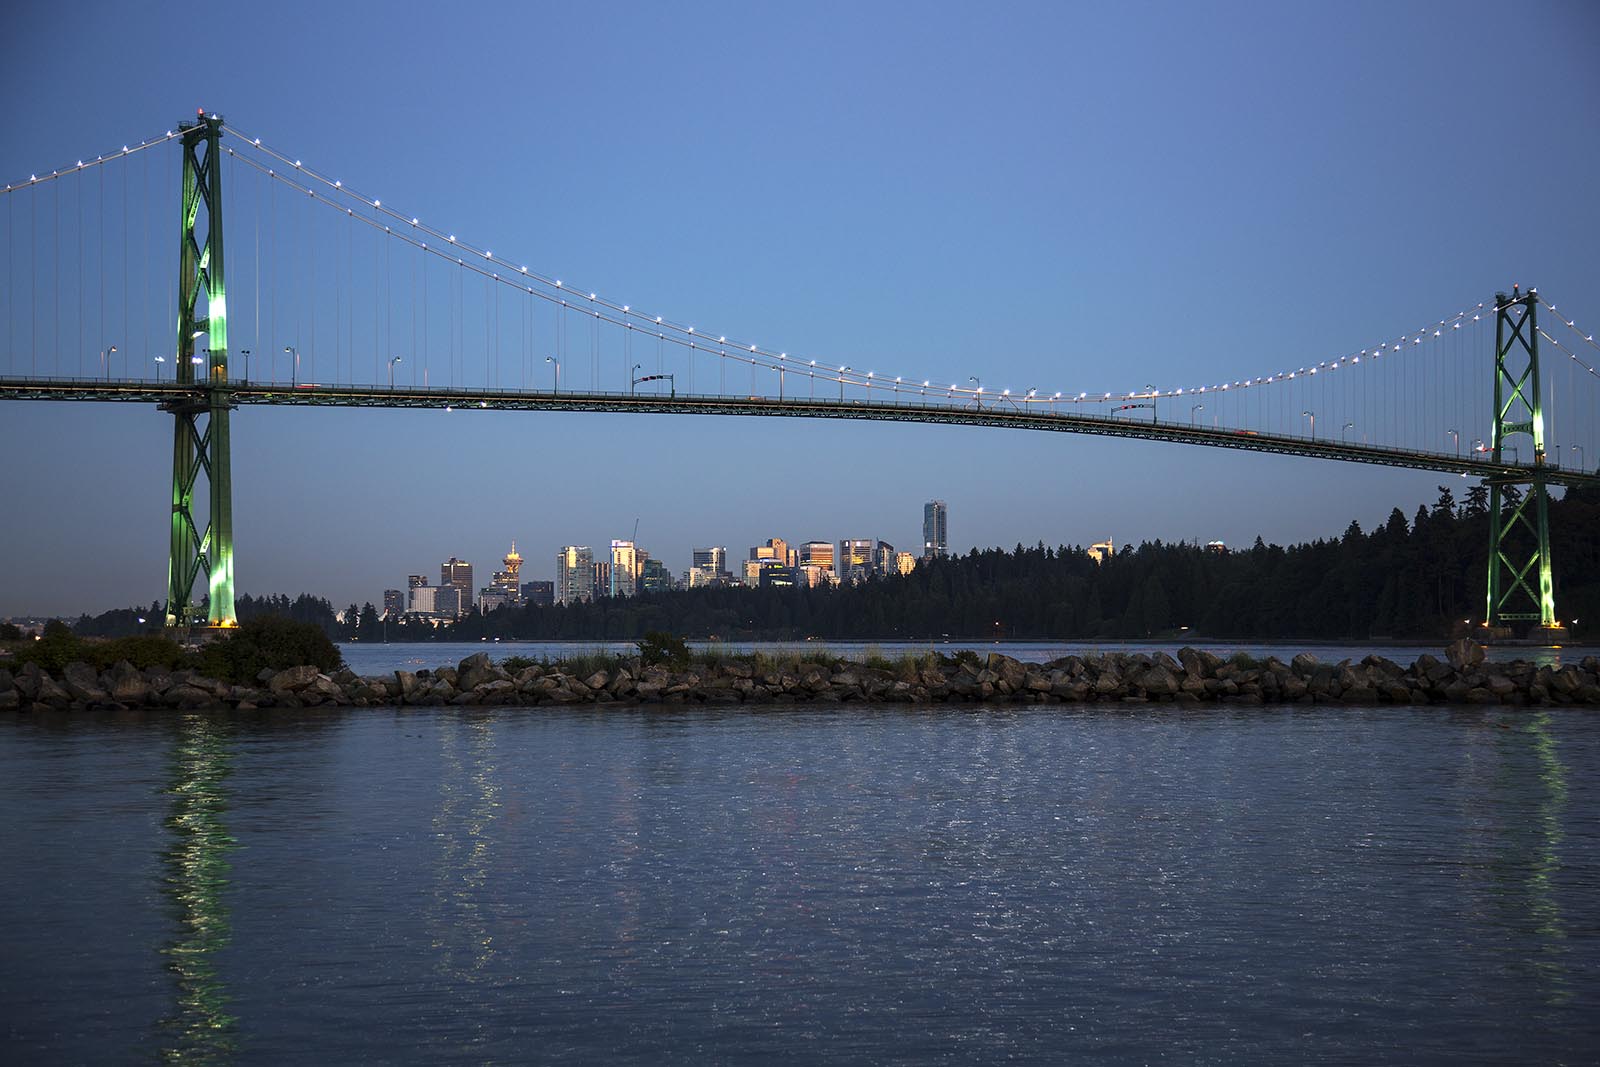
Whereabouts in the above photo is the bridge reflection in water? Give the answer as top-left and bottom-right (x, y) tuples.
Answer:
(157, 714), (238, 1060)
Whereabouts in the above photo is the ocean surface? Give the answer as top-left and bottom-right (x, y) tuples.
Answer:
(337, 638), (1600, 676)
(3, 702), (1598, 1063)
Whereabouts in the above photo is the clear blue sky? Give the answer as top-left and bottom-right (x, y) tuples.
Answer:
(2, 0), (1598, 616)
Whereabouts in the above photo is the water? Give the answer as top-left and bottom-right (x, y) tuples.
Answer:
(338, 638), (1600, 676)
(4, 704), (1598, 1063)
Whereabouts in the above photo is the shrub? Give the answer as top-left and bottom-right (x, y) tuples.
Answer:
(10, 625), (85, 672)
(87, 634), (188, 672)
(196, 616), (343, 684)
(637, 630), (690, 670)
(499, 654), (536, 672)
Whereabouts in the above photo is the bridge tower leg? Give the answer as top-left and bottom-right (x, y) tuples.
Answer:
(1484, 286), (1564, 641)
(164, 113), (236, 629)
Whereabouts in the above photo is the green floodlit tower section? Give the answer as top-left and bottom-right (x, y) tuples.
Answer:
(1484, 286), (1564, 639)
(165, 112), (235, 630)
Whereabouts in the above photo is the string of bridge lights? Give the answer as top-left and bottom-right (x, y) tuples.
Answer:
(12, 120), (1504, 412)
(0, 129), (183, 196)
(223, 125), (1500, 407)
(1538, 299), (1600, 382)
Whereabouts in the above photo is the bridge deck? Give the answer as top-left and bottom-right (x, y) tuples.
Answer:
(4, 376), (1597, 488)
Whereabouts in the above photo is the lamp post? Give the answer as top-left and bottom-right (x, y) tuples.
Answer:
(1571, 444), (1586, 472)
(284, 345), (299, 387)
(1146, 384), (1157, 423)
(387, 356), (403, 388)
(1342, 421), (1355, 442)
(545, 355), (560, 394)
(153, 355), (166, 379)
(1191, 403), (1204, 426)
(1447, 429), (1459, 457)
(237, 348), (250, 384)
(1301, 409), (1315, 439)
(101, 344), (117, 380)
(631, 363), (642, 395)
(839, 365), (850, 401)
(969, 376), (981, 408)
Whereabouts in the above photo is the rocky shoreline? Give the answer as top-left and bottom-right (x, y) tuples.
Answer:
(3, 639), (1599, 713)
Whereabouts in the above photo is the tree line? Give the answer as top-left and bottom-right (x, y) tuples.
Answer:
(72, 485), (1598, 643)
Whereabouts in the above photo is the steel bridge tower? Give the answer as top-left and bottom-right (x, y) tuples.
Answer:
(1484, 286), (1564, 639)
(164, 112), (235, 629)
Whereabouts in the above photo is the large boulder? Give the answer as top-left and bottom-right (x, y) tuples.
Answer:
(268, 665), (320, 693)
(1290, 652), (1319, 676)
(1445, 638), (1485, 672)
(61, 662), (110, 704)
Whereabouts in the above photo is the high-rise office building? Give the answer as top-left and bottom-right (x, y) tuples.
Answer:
(895, 551), (917, 576)
(382, 589), (405, 619)
(478, 587), (513, 615)
(555, 546), (595, 605)
(750, 538), (797, 568)
(640, 557), (671, 593)
(610, 540), (639, 598)
(408, 585), (438, 615)
(1087, 539), (1115, 565)
(408, 574), (429, 590)
(799, 540), (834, 572)
(441, 557), (474, 615)
(692, 546), (728, 578)
(923, 500), (948, 559)
(434, 584), (461, 618)
(873, 540), (897, 576)
(839, 539), (874, 582)
(521, 580), (555, 608)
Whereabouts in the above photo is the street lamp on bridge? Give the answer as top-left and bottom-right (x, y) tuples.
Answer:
(1447, 428), (1459, 457)
(283, 345), (299, 387)
(969, 376), (981, 408)
(1301, 410), (1315, 439)
(388, 356), (403, 388)
(101, 345), (117, 380)
(1191, 403), (1203, 426)
(153, 355), (166, 379)
(1342, 421), (1355, 442)
(1571, 444), (1587, 472)
(631, 363), (643, 395)
(839, 365), (851, 401)
(545, 355), (560, 394)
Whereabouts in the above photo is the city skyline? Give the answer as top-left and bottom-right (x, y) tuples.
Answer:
(2, 2), (1597, 617)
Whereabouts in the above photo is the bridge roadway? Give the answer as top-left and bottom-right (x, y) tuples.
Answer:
(5, 375), (1598, 489)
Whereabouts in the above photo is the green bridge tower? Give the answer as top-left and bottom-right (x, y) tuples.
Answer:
(1484, 285), (1565, 640)
(164, 112), (236, 629)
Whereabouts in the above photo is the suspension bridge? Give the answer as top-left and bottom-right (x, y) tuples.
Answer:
(3, 112), (1598, 634)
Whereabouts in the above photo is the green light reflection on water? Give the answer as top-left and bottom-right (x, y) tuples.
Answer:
(157, 713), (239, 1062)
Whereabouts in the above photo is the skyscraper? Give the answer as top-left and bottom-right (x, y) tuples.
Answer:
(555, 546), (595, 605)
(799, 541), (834, 571)
(839, 539), (874, 582)
(692, 546), (728, 577)
(923, 500), (948, 559)
(609, 540), (639, 598)
(441, 557), (474, 616)
(874, 540), (897, 576)
(382, 589), (405, 618)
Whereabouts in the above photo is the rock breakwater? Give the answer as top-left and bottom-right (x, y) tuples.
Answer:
(3, 640), (1598, 713)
